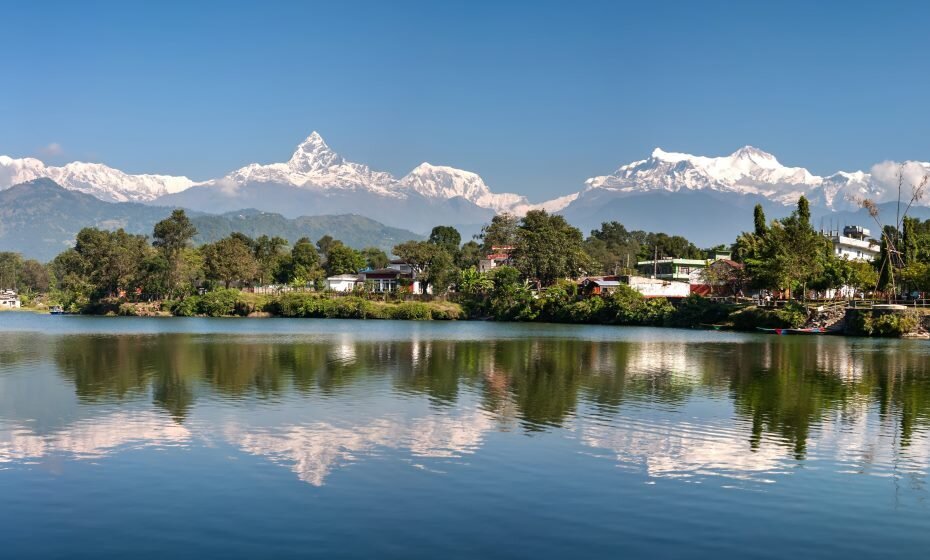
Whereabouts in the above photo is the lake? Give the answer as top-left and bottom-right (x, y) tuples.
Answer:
(1, 313), (929, 559)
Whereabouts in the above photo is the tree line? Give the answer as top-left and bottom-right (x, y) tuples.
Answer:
(3, 193), (920, 314)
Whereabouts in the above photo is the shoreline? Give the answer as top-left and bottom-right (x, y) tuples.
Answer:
(6, 306), (925, 339)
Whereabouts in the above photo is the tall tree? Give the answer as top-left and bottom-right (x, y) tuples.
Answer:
(324, 244), (365, 276)
(512, 210), (592, 286)
(202, 236), (258, 288)
(753, 204), (768, 237)
(478, 214), (519, 252)
(316, 235), (339, 258)
(393, 240), (457, 294)
(428, 226), (462, 255)
(252, 235), (289, 285)
(153, 210), (197, 297)
(361, 247), (389, 270)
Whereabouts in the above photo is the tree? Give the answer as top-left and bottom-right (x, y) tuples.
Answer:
(316, 235), (339, 258)
(202, 236), (259, 288)
(751, 196), (830, 297)
(153, 210), (197, 298)
(428, 226), (462, 255)
(252, 235), (289, 285)
(361, 247), (389, 270)
(457, 240), (483, 269)
(324, 244), (365, 276)
(72, 227), (151, 298)
(584, 221), (641, 275)
(0, 252), (23, 290)
(512, 210), (592, 286)
(753, 204), (768, 237)
(393, 240), (457, 294)
(285, 237), (322, 285)
(478, 213), (519, 252)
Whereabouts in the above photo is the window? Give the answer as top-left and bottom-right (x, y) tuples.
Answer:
(678, 266), (691, 275)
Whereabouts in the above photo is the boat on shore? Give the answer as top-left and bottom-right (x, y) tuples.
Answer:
(49, 306), (65, 315)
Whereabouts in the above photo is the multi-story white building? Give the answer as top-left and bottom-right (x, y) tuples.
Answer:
(828, 226), (880, 262)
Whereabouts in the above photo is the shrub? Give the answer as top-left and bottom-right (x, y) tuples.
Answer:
(199, 289), (242, 317)
(848, 310), (918, 337)
(171, 296), (201, 317)
(118, 302), (139, 316)
(666, 295), (730, 328)
(392, 302), (432, 320)
(774, 302), (807, 328)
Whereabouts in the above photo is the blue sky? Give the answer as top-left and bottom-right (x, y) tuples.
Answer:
(2, 0), (929, 201)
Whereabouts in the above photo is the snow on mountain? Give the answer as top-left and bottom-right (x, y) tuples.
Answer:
(6, 134), (930, 219)
(583, 146), (823, 205)
(220, 132), (397, 197)
(218, 133), (563, 214)
(0, 155), (196, 203)
(398, 163), (529, 212)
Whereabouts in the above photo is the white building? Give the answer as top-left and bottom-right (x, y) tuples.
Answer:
(828, 226), (880, 262)
(325, 274), (362, 292)
(0, 290), (21, 309)
(623, 276), (691, 298)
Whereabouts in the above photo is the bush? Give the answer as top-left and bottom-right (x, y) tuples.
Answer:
(848, 310), (918, 337)
(391, 302), (432, 320)
(774, 302), (807, 328)
(171, 296), (201, 317)
(199, 289), (242, 317)
(118, 302), (139, 316)
(666, 295), (730, 328)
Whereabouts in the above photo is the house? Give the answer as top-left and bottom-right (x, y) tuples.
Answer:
(387, 259), (414, 274)
(360, 268), (406, 293)
(826, 226), (880, 262)
(579, 276), (690, 299)
(636, 258), (709, 281)
(478, 246), (513, 273)
(0, 290), (21, 309)
(622, 275), (691, 298)
(325, 274), (363, 292)
(358, 267), (433, 295)
(579, 278), (622, 295)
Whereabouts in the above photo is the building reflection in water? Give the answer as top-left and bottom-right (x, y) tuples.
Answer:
(0, 331), (927, 487)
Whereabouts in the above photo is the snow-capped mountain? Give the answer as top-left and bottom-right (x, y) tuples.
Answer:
(5, 133), (930, 238)
(0, 155), (196, 203)
(398, 163), (530, 213)
(582, 146), (822, 205)
(220, 132), (398, 197)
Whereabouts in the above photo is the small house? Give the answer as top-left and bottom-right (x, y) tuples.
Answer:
(0, 290), (21, 309)
(325, 274), (362, 292)
(579, 278), (622, 295)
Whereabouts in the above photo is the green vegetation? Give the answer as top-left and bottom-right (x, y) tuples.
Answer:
(845, 309), (920, 337)
(7, 186), (929, 336)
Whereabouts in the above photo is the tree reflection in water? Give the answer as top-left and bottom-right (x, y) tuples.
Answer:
(0, 332), (925, 486)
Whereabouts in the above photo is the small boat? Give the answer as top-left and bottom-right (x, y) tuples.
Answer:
(49, 306), (65, 315)
(756, 326), (832, 335)
(787, 327), (828, 335)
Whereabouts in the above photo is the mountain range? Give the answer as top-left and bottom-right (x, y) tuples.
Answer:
(2, 132), (929, 247)
(0, 179), (421, 261)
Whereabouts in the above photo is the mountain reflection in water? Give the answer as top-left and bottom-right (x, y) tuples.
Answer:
(2, 329), (929, 489)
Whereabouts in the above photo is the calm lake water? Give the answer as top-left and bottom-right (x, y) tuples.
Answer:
(1, 313), (929, 559)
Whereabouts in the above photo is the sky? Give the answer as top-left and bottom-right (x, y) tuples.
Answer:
(2, 0), (930, 202)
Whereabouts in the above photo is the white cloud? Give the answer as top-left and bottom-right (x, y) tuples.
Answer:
(868, 160), (930, 204)
(38, 142), (64, 157)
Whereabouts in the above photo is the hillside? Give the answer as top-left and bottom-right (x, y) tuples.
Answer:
(0, 179), (423, 261)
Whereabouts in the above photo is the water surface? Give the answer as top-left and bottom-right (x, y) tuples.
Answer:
(1, 314), (929, 559)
